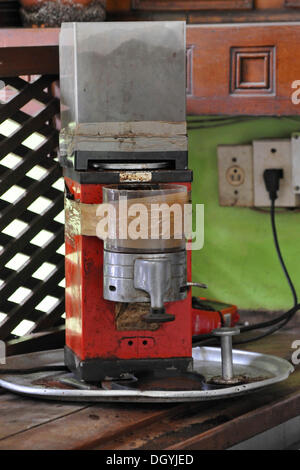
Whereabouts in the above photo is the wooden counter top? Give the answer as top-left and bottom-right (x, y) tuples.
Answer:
(0, 331), (298, 450)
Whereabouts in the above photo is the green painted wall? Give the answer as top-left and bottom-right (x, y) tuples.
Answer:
(188, 116), (300, 311)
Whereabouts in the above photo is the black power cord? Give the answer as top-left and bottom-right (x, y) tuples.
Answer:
(193, 168), (300, 346)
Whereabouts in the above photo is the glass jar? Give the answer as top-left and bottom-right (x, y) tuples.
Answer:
(102, 184), (189, 253)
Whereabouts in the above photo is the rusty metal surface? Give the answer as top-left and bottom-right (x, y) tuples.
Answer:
(0, 346), (294, 403)
(101, 370), (206, 392)
(21, 1), (106, 28)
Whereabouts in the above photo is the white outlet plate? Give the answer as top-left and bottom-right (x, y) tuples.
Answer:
(253, 139), (300, 207)
(217, 145), (253, 207)
(291, 132), (300, 195)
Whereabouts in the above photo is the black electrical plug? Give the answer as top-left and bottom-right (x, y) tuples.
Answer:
(263, 168), (284, 202)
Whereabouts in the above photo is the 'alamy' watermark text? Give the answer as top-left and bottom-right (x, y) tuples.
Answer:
(96, 199), (204, 251)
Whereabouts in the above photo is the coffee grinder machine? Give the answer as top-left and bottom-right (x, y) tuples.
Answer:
(59, 21), (205, 382)
(0, 21), (293, 406)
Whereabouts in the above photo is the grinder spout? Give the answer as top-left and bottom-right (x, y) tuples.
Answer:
(134, 258), (175, 323)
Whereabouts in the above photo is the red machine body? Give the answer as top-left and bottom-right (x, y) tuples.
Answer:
(65, 177), (193, 375)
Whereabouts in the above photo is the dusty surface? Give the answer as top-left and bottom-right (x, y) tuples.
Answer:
(115, 302), (159, 331)
(21, 0), (105, 27)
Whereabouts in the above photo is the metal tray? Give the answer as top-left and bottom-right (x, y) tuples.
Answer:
(0, 347), (294, 403)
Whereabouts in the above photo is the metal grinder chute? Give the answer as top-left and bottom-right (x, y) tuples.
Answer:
(102, 184), (188, 323)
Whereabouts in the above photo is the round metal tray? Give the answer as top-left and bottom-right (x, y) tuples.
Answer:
(0, 347), (294, 403)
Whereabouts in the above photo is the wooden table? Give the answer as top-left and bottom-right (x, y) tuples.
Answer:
(0, 331), (299, 450)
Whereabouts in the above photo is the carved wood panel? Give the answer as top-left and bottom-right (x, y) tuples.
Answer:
(284, 0), (300, 7)
(230, 46), (275, 95)
(107, 0), (300, 23)
(132, 0), (253, 10)
(186, 23), (300, 115)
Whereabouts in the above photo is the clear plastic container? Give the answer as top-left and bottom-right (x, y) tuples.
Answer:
(102, 184), (189, 253)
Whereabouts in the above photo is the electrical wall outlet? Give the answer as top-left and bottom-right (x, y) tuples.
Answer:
(253, 139), (300, 207)
(217, 145), (253, 207)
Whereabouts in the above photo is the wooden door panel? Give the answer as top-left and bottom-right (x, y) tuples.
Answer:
(107, 0), (300, 23)
(132, 0), (253, 10)
(186, 23), (300, 115)
(284, 0), (300, 7)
